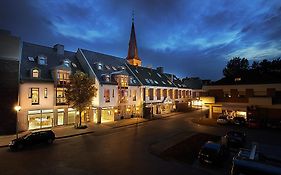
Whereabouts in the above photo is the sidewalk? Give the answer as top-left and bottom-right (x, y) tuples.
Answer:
(0, 112), (183, 148)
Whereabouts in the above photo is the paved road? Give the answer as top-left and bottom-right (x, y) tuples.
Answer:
(1, 110), (280, 175)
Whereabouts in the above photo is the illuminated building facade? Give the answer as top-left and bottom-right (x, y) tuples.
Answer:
(0, 19), (194, 132)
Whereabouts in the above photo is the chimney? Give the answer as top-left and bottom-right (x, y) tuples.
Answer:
(156, 67), (164, 74)
(53, 44), (64, 55)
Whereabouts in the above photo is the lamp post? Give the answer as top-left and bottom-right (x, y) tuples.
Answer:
(14, 105), (21, 139)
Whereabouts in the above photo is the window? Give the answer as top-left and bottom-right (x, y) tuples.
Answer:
(112, 66), (117, 70)
(112, 89), (114, 98)
(156, 89), (161, 100)
(44, 88), (47, 98)
(28, 56), (34, 61)
(162, 81), (166, 85)
(120, 76), (128, 87)
(149, 89), (154, 100)
(135, 69), (139, 73)
(132, 90), (137, 101)
(157, 73), (162, 78)
(105, 65), (110, 70)
(32, 69), (39, 78)
(57, 70), (70, 85)
(38, 55), (47, 65)
(120, 89), (128, 103)
(163, 89), (167, 98)
(31, 88), (39, 105)
(98, 63), (103, 70)
(56, 88), (66, 104)
(72, 62), (77, 68)
(63, 59), (70, 67)
(104, 89), (110, 103)
(145, 79), (150, 84)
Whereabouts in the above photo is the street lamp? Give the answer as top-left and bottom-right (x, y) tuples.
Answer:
(14, 105), (21, 139)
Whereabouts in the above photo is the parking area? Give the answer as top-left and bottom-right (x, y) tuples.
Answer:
(152, 125), (281, 175)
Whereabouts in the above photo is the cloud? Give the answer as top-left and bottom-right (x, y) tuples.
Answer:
(1, 0), (281, 80)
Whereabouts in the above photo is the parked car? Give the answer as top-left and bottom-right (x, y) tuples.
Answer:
(231, 147), (281, 175)
(9, 130), (55, 151)
(198, 141), (227, 166)
(233, 117), (246, 126)
(223, 130), (246, 148)
(217, 115), (229, 125)
(248, 118), (261, 128)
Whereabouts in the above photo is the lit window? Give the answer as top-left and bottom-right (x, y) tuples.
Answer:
(132, 90), (137, 101)
(105, 65), (110, 70)
(135, 69), (139, 73)
(44, 88), (47, 98)
(72, 62), (77, 68)
(28, 56), (34, 61)
(162, 81), (166, 85)
(38, 55), (47, 65)
(63, 59), (70, 67)
(56, 88), (67, 104)
(145, 79), (150, 84)
(104, 89), (110, 102)
(112, 66), (117, 70)
(31, 88), (39, 105)
(157, 73), (162, 78)
(98, 63), (103, 70)
(32, 69), (39, 78)
(154, 80), (159, 84)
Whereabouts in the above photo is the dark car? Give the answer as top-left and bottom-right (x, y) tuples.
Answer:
(224, 130), (246, 148)
(233, 117), (246, 126)
(198, 141), (227, 166)
(248, 118), (261, 128)
(9, 130), (55, 151)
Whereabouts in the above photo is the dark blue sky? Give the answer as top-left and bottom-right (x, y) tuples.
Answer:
(1, 0), (281, 80)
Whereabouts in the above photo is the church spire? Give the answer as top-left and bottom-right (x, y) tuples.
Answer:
(126, 12), (142, 67)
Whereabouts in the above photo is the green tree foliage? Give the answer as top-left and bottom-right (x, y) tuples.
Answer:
(220, 57), (281, 84)
(65, 71), (97, 127)
(223, 57), (249, 78)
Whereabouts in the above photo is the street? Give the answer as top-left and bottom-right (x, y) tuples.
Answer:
(1, 110), (281, 175)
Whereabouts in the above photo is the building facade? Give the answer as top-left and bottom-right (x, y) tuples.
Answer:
(0, 19), (193, 133)
(202, 83), (281, 121)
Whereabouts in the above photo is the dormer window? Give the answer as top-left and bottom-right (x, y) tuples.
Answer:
(32, 68), (40, 78)
(97, 63), (103, 70)
(63, 59), (71, 67)
(105, 65), (110, 70)
(102, 74), (110, 82)
(38, 55), (47, 65)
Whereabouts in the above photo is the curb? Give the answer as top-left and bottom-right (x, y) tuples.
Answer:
(55, 131), (95, 139)
(0, 112), (184, 148)
(0, 145), (8, 148)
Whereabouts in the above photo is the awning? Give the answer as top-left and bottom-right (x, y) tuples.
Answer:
(222, 103), (247, 111)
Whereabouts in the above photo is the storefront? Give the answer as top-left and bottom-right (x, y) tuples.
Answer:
(57, 108), (64, 126)
(222, 104), (247, 119)
(101, 107), (115, 123)
(67, 108), (76, 124)
(27, 109), (54, 130)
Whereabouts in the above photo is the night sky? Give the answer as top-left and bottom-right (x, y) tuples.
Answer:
(1, 0), (281, 80)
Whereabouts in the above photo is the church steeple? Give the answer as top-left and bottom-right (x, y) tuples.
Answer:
(126, 12), (142, 67)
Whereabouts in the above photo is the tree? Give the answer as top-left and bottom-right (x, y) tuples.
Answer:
(223, 57), (249, 78)
(65, 71), (97, 127)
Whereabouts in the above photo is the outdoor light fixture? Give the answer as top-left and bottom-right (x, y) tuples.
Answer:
(14, 105), (21, 112)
